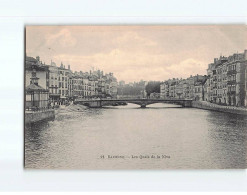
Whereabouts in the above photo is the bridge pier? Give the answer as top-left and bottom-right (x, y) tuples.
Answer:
(88, 101), (102, 108)
(181, 101), (192, 107)
(140, 104), (146, 108)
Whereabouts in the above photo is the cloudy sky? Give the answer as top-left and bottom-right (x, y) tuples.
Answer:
(26, 25), (247, 83)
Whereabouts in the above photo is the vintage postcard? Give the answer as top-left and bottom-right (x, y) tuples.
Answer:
(25, 25), (247, 169)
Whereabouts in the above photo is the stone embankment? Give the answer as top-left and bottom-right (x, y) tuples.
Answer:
(25, 109), (55, 124)
(192, 101), (247, 115)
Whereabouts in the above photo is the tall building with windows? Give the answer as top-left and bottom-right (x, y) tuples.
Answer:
(174, 79), (184, 99)
(47, 65), (60, 103)
(97, 77), (106, 97)
(203, 76), (210, 102)
(109, 79), (118, 98)
(160, 75), (206, 100)
(82, 77), (89, 97)
(206, 50), (247, 106)
(58, 63), (71, 103)
(70, 75), (84, 98)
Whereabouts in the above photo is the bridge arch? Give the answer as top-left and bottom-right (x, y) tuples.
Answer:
(126, 100), (184, 108)
(74, 98), (192, 108)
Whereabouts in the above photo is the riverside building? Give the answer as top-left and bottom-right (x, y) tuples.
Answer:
(206, 50), (247, 106)
(160, 75), (206, 100)
(25, 56), (118, 104)
(160, 50), (247, 107)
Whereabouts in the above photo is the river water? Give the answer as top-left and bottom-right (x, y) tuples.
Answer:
(25, 103), (247, 169)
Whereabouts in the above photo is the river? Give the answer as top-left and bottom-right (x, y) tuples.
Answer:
(25, 103), (247, 169)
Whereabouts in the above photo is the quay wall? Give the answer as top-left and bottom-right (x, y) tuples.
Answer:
(192, 101), (247, 115)
(25, 110), (55, 124)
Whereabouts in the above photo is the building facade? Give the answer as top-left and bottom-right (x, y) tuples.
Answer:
(25, 56), (49, 109)
(25, 56), (49, 90)
(160, 75), (206, 100)
(206, 50), (247, 106)
(25, 56), (118, 104)
(160, 50), (247, 107)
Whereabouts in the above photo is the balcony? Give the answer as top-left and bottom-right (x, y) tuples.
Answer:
(227, 70), (237, 75)
(227, 91), (236, 95)
(227, 80), (236, 85)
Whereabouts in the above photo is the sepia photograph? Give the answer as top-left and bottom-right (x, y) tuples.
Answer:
(24, 25), (247, 169)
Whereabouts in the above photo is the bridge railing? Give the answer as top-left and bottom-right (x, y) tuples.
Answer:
(75, 97), (193, 102)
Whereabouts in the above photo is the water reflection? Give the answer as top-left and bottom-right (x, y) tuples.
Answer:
(206, 112), (247, 168)
(25, 104), (247, 169)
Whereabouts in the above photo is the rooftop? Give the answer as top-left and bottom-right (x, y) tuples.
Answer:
(26, 84), (48, 92)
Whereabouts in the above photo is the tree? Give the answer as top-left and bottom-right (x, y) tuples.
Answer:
(145, 81), (161, 97)
(117, 81), (146, 97)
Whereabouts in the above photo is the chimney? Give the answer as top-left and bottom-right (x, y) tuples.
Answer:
(68, 65), (70, 70)
(36, 56), (40, 62)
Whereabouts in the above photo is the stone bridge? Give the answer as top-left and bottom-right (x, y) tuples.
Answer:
(74, 98), (193, 108)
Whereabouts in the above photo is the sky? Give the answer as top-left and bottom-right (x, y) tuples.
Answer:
(26, 25), (247, 83)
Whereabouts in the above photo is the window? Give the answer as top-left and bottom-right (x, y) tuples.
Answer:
(32, 71), (36, 77)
